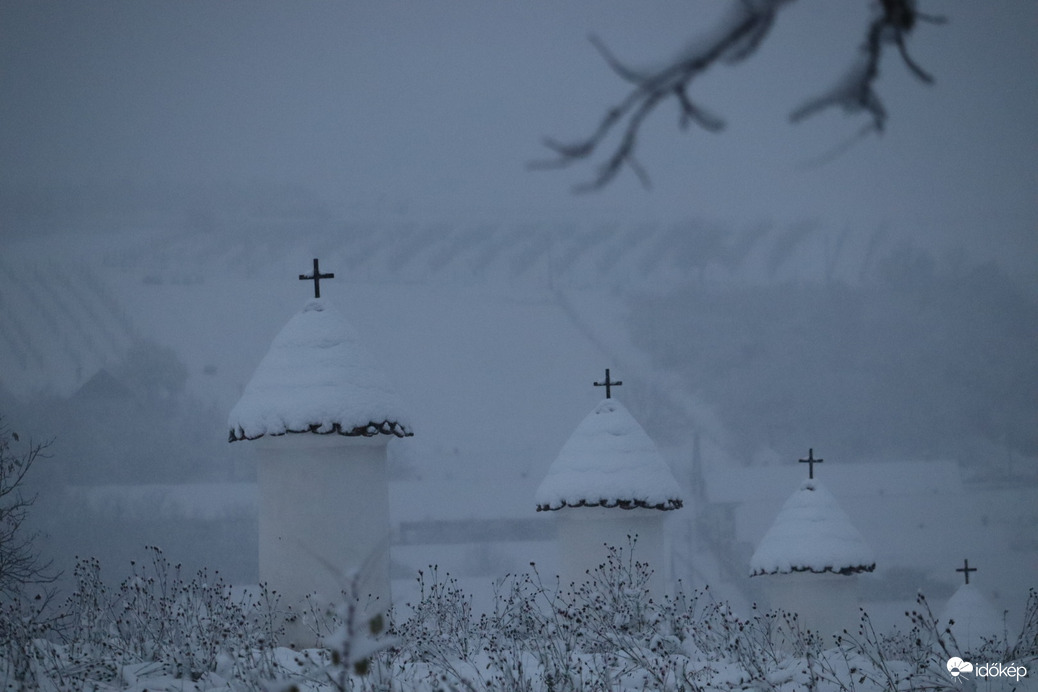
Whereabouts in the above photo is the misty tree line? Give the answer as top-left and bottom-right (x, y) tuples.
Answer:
(0, 338), (254, 596)
(629, 249), (1038, 469)
(0, 337), (231, 487)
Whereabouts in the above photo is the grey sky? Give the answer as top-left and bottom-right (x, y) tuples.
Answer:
(2, 1), (1035, 277)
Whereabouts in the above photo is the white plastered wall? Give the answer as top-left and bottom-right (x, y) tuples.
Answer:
(255, 434), (391, 648)
(757, 571), (862, 646)
(555, 506), (669, 598)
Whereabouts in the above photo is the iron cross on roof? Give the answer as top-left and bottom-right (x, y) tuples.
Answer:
(299, 258), (334, 298)
(957, 558), (977, 585)
(594, 368), (622, 399)
(799, 448), (823, 479)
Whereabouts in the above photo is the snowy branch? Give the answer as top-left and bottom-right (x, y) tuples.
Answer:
(535, 0), (943, 192)
(791, 0), (945, 131)
(531, 0), (792, 192)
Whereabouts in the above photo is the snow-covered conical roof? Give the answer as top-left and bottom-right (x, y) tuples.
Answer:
(535, 398), (683, 512)
(228, 299), (411, 442)
(749, 479), (875, 576)
(940, 583), (1002, 653)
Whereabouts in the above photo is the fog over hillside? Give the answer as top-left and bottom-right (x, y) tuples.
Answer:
(2, 210), (1035, 626)
(1, 0), (1035, 636)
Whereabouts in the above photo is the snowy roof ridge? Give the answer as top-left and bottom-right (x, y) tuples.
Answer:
(535, 398), (683, 512)
(228, 298), (412, 443)
(749, 479), (875, 576)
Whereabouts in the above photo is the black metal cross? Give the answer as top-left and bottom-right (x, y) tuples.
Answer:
(956, 558), (977, 585)
(299, 258), (334, 298)
(594, 368), (622, 399)
(799, 448), (824, 479)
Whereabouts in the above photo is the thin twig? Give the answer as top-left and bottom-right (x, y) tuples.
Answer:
(532, 3), (783, 191)
(535, 0), (943, 192)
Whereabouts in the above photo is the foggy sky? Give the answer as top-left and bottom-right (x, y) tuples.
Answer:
(2, 1), (1036, 281)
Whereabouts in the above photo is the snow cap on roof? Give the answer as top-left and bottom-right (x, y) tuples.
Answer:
(940, 583), (1002, 653)
(750, 479), (875, 576)
(535, 398), (683, 512)
(228, 299), (411, 442)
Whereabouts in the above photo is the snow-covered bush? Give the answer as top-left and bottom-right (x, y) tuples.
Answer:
(380, 541), (822, 691)
(370, 543), (1037, 692)
(4, 546), (284, 690)
(2, 543), (1036, 690)
(272, 566), (399, 692)
(0, 592), (55, 686)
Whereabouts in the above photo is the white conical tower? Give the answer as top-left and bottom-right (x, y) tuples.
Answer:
(939, 560), (1002, 655)
(535, 378), (683, 598)
(749, 451), (875, 643)
(229, 261), (411, 648)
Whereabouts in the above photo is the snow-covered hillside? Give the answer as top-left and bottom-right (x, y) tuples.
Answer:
(2, 219), (1035, 630)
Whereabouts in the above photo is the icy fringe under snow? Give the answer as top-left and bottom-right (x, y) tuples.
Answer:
(749, 479), (875, 576)
(228, 299), (411, 442)
(535, 398), (683, 511)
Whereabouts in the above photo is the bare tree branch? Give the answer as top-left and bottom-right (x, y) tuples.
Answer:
(531, 0), (793, 191)
(791, 0), (944, 130)
(534, 0), (943, 192)
(0, 417), (56, 599)
(674, 86), (725, 133)
(588, 34), (644, 84)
